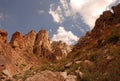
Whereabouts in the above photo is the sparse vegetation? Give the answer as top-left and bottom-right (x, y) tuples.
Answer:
(106, 34), (120, 44)
(19, 64), (26, 70)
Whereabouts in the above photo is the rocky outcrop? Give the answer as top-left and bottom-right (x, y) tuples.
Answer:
(52, 41), (73, 60)
(112, 3), (120, 16)
(74, 3), (120, 50)
(0, 29), (72, 77)
(10, 30), (36, 50)
(33, 30), (55, 60)
(23, 30), (36, 48)
(0, 30), (37, 76)
(10, 31), (24, 49)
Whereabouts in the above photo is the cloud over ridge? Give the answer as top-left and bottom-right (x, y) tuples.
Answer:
(51, 26), (79, 45)
(49, 0), (116, 29)
(49, 0), (119, 45)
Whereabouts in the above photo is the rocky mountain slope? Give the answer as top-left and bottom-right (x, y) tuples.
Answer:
(0, 3), (120, 81)
(21, 3), (120, 81)
(0, 29), (72, 80)
(52, 41), (73, 60)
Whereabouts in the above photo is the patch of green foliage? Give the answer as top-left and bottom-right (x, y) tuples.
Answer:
(13, 74), (22, 81)
(106, 34), (120, 44)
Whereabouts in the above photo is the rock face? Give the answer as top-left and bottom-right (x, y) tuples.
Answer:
(10, 31), (24, 49)
(6, 30), (38, 76)
(52, 41), (73, 60)
(0, 29), (71, 77)
(23, 30), (37, 53)
(0, 30), (8, 70)
(0, 29), (8, 43)
(33, 30), (55, 60)
(10, 30), (36, 50)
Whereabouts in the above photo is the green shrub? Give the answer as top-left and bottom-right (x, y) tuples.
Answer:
(66, 63), (81, 74)
(89, 53), (100, 62)
(13, 74), (22, 81)
(106, 34), (120, 44)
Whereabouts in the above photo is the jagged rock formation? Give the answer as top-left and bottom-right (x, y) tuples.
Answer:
(0, 29), (71, 78)
(10, 30), (36, 50)
(0, 30), (38, 76)
(52, 41), (73, 60)
(10, 31), (24, 49)
(33, 30), (55, 60)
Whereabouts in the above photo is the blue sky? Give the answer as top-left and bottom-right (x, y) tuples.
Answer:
(0, 0), (119, 44)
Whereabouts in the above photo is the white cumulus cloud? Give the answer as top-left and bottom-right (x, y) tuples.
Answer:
(51, 26), (79, 45)
(49, 4), (65, 23)
(49, 0), (117, 29)
(70, 0), (115, 29)
(50, 0), (118, 45)
(49, 0), (71, 23)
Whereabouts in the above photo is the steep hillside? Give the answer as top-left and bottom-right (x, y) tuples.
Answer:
(26, 3), (120, 81)
(63, 3), (120, 81)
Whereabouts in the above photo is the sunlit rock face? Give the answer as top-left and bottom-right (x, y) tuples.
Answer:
(10, 30), (36, 50)
(33, 30), (56, 60)
(52, 41), (73, 60)
(0, 29), (8, 44)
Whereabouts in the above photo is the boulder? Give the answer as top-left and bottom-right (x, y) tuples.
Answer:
(25, 71), (65, 81)
(65, 62), (73, 68)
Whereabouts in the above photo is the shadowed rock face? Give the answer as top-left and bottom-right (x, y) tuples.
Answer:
(112, 4), (120, 16)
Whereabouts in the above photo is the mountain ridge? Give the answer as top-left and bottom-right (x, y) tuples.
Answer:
(0, 3), (120, 81)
